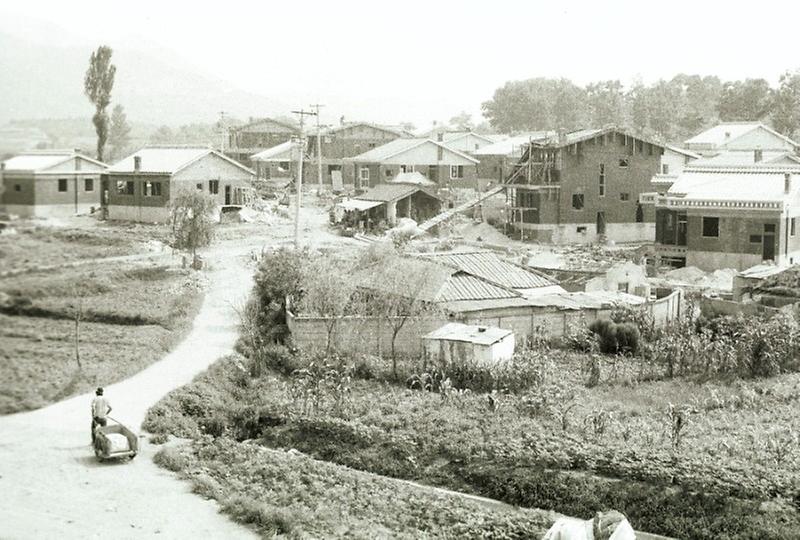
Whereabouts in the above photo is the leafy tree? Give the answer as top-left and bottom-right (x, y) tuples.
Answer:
(717, 79), (773, 121)
(585, 80), (626, 127)
(84, 45), (116, 162)
(481, 77), (588, 132)
(251, 247), (306, 344)
(150, 125), (175, 144)
(297, 258), (358, 354)
(772, 70), (800, 137)
(449, 111), (474, 131)
(169, 190), (217, 264)
(626, 80), (650, 137)
(108, 104), (132, 162)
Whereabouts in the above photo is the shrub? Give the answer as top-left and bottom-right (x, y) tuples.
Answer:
(153, 446), (187, 472)
(588, 319), (639, 355)
(221, 495), (296, 535)
(149, 432), (168, 445)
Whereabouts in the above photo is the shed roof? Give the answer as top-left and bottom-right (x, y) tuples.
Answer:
(419, 251), (556, 290)
(348, 138), (479, 164)
(108, 146), (254, 175)
(423, 322), (512, 346)
(355, 183), (438, 203)
(2, 150), (105, 172)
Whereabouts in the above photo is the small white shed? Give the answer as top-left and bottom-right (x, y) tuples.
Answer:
(423, 322), (515, 366)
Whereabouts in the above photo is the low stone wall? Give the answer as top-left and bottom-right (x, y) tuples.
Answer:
(288, 290), (684, 356)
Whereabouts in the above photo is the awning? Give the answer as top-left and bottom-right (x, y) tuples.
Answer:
(336, 199), (383, 211)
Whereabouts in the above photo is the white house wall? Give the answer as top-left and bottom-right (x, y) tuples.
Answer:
(725, 129), (795, 151)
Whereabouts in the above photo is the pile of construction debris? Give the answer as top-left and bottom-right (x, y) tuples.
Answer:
(656, 266), (736, 292)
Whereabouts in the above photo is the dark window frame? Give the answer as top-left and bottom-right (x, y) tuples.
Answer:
(58, 178), (68, 192)
(84, 178), (94, 192)
(571, 193), (585, 210)
(702, 216), (720, 238)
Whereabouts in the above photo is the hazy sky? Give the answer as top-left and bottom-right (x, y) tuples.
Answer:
(3, 0), (800, 128)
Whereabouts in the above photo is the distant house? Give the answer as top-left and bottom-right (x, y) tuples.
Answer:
(0, 150), (106, 217)
(684, 122), (798, 156)
(104, 146), (255, 223)
(347, 138), (479, 189)
(306, 121), (413, 186)
(435, 131), (499, 155)
(655, 162), (800, 271)
(651, 145), (699, 193)
(335, 182), (441, 227)
(505, 127), (665, 244)
(475, 132), (553, 184)
(226, 117), (299, 167)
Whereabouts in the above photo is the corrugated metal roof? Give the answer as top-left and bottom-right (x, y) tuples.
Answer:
(437, 273), (518, 301)
(355, 183), (437, 203)
(420, 251), (556, 290)
(423, 322), (512, 345)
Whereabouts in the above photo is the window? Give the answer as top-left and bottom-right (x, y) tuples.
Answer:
(792, 218), (796, 236)
(599, 163), (606, 197)
(58, 178), (68, 192)
(618, 158), (629, 168)
(571, 193), (585, 210)
(116, 180), (134, 195)
(144, 181), (162, 197)
(384, 168), (393, 178)
(620, 192), (630, 201)
(209, 180), (219, 194)
(577, 226), (587, 233)
(661, 163), (669, 175)
(764, 223), (776, 233)
(14, 184), (21, 192)
(400, 165), (415, 173)
(196, 183), (203, 190)
(368, 142), (377, 149)
(702, 217), (720, 237)
(84, 178), (94, 192)
(359, 167), (370, 181)
(450, 165), (464, 179)
(750, 234), (763, 243)
(278, 161), (290, 172)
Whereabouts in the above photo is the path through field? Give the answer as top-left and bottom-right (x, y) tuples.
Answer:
(0, 246), (259, 539)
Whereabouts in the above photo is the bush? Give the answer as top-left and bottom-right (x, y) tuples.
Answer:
(589, 319), (639, 355)
(153, 446), (187, 472)
(221, 495), (296, 536)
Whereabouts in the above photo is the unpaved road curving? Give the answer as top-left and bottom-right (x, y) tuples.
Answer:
(0, 249), (259, 539)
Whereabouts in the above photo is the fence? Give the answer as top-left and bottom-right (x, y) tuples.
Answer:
(287, 289), (684, 357)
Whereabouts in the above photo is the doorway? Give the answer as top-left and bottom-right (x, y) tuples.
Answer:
(596, 211), (606, 235)
(763, 223), (776, 261)
(224, 185), (231, 205)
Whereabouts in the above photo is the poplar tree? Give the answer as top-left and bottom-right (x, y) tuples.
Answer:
(84, 46), (117, 162)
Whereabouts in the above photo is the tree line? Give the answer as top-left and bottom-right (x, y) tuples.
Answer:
(481, 72), (800, 144)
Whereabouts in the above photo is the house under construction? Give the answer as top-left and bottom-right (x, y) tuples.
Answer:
(503, 127), (664, 244)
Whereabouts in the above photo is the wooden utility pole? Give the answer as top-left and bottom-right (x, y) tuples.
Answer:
(291, 108), (317, 248)
(310, 103), (325, 190)
(218, 111), (227, 152)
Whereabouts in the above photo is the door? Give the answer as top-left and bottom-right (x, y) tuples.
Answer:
(596, 211), (606, 235)
(224, 185), (232, 205)
(428, 165), (438, 183)
(763, 223), (776, 261)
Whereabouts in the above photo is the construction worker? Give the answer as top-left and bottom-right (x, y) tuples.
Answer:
(91, 387), (112, 444)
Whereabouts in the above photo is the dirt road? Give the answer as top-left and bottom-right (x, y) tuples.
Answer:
(0, 249), (259, 539)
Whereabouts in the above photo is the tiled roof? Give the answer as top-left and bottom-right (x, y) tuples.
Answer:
(668, 169), (800, 203)
(2, 150), (104, 171)
(348, 138), (479, 164)
(420, 251), (556, 290)
(689, 151), (800, 167)
(355, 183), (437, 203)
(684, 122), (799, 149)
(423, 322), (512, 346)
(109, 146), (254, 175)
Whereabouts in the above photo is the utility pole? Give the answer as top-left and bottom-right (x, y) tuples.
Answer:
(218, 111), (227, 152)
(310, 103), (325, 190)
(291, 108), (317, 249)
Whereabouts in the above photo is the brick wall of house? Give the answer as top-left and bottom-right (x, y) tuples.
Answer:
(556, 135), (661, 226)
